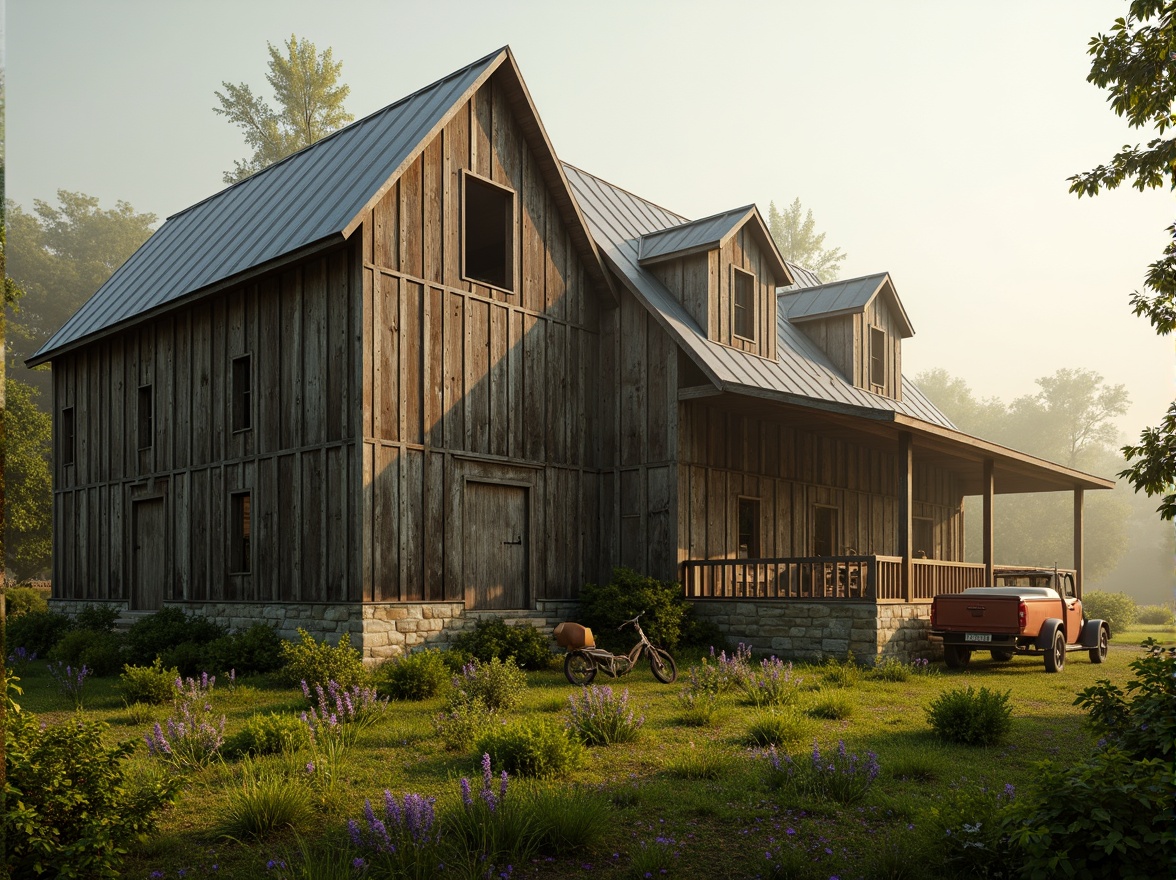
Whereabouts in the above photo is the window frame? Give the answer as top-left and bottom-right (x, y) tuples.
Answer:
(229, 490), (252, 575)
(737, 496), (761, 559)
(460, 169), (516, 294)
(232, 354), (253, 434)
(913, 516), (934, 558)
(137, 384), (154, 451)
(869, 325), (886, 388)
(61, 406), (76, 467)
(812, 504), (839, 557)
(732, 266), (757, 342)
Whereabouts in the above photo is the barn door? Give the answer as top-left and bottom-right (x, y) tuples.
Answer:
(132, 498), (167, 610)
(463, 482), (528, 609)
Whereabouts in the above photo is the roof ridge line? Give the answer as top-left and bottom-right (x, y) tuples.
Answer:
(561, 162), (690, 225)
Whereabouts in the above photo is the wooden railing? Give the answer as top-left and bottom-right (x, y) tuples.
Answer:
(682, 556), (993, 603)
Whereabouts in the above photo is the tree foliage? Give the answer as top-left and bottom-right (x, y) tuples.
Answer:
(766, 198), (846, 281)
(214, 34), (353, 184)
(4, 379), (52, 578)
(1069, 1), (1176, 518)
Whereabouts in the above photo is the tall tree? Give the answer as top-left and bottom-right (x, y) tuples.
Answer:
(1008, 368), (1129, 468)
(4, 380), (52, 579)
(1069, 1), (1176, 519)
(767, 197), (847, 281)
(215, 34), (354, 184)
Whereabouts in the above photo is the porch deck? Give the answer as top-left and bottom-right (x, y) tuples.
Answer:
(681, 556), (1030, 603)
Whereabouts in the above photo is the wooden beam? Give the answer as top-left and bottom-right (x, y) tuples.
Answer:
(898, 431), (913, 601)
(1074, 487), (1084, 598)
(983, 458), (995, 586)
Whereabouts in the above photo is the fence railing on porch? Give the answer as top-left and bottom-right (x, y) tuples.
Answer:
(681, 556), (990, 603)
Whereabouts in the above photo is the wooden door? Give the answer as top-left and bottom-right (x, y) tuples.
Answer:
(133, 498), (167, 610)
(463, 482), (528, 609)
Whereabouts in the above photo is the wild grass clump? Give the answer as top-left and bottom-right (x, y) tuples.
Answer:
(225, 712), (311, 758)
(119, 658), (179, 705)
(279, 629), (367, 690)
(567, 685), (645, 745)
(374, 649), (450, 700)
(216, 758), (314, 840)
(743, 707), (814, 748)
(627, 835), (680, 879)
(476, 718), (582, 778)
(805, 688), (854, 720)
(870, 656), (910, 682)
(763, 739), (880, 805)
(820, 651), (863, 687)
(925, 686), (1012, 746)
(523, 786), (611, 853)
(663, 742), (734, 779)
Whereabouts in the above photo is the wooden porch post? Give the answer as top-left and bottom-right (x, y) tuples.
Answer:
(982, 458), (995, 586)
(1074, 487), (1084, 597)
(898, 431), (913, 601)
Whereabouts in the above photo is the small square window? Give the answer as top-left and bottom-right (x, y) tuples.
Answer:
(232, 355), (252, 433)
(463, 172), (515, 292)
(231, 491), (252, 574)
(733, 267), (756, 340)
(61, 407), (76, 466)
(737, 498), (760, 559)
(138, 385), (153, 450)
(869, 326), (886, 387)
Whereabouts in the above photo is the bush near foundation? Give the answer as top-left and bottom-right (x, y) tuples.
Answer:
(4, 583), (49, 618)
(579, 566), (714, 651)
(6, 609), (73, 657)
(375, 648), (451, 700)
(1081, 590), (1136, 632)
(278, 628), (367, 689)
(124, 607), (226, 667)
(452, 617), (554, 670)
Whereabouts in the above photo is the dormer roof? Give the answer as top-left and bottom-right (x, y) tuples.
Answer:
(779, 272), (914, 338)
(638, 205), (793, 286)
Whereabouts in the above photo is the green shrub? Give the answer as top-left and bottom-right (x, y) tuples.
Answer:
(805, 689), (855, 721)
(455, 656), (527, 712)
(579, 566), (696, 650)
(1136, 604), (1175, 626)
(278, 628), (367, 689)
(433, 695), (496, 751)
(566, 685), (644, 745)
(820, 651), (863, 688)
(375, 649), (451, 700)
(119, 658), (179, 705)
(4, 694), (179, 878)
(5, 583), (48, 617)
(1003, 749), (1174, 880)
(1075, 638), (1174, 761)
(48, 628), (125, 676)
(225, 712), (311, 758)
(200, 624), (285, 676)
(476, 718), (582, 778)
(125, 607), (226, 666)
(6, 609), (73, 656)
(1082, 590), (1137, 631)
(452, 618), (553, 670)
(870, 656), (910, 682)
(159, 639), (211, 678)
(926, 686), (1012, 746)
(928, 780), (1018, 880)
(74, 603), (121, 632)
(742, 708), (814, 747)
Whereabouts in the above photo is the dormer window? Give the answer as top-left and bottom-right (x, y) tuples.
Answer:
(869, 326), (885, 387)
(733, 267), (756, 341)
(462, 172), (515, 292)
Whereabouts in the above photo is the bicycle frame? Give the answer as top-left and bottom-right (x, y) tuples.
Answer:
(576, 617), (654, 678)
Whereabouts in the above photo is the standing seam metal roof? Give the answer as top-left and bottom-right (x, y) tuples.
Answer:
(637, 205), (754, 263)
(30, 48), (507, 364)
(779, 273), (915, 338)
(561, 163), (955, 428)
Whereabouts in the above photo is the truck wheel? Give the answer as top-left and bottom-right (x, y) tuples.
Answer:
(1089, 626), (1108, 664)
(944, 644), (971, 669)
(1044, 628), (1066, 673)
(990, 649), (1014, 662)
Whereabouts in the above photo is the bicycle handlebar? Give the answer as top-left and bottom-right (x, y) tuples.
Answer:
(617, 612), (644, 631)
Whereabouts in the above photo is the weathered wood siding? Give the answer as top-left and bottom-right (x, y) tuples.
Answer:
(794, 300), (903, 400)
(677, 402), (964, 566)
(52, 245), (362, 604)
(650, 226), (778, 361)
(357, 75), (606, 604)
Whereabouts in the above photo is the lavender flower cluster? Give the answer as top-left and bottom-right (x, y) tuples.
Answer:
(567, 684), (645, 745)
(300, 678), (388, 741)
(48, 661), (90, 709)
(7, 647), (37, 676)
(144, 669), (226, 770)
(348, 789), (440, 854)
(765, 740), (880, 805)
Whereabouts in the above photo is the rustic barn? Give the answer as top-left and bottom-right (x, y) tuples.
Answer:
(30, 47), (1113, 660)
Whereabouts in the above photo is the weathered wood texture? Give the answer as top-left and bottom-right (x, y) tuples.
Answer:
(794, 298), (903, 400)
(52, 245), (361, 604)
(359, 76), (608, 604)
(677, 402), (964, 570)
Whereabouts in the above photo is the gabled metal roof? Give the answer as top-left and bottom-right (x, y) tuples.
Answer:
(781, 261), (824, 290)
(637, 204), (792, 286)
(562, 162), (953, 428)
(780, 273), (915, 338)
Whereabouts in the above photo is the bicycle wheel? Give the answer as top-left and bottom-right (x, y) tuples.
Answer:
(649, 647), (677, 684)
(564, 650), (597, 685)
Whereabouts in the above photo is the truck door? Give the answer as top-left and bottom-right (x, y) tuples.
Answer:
(1060, 574), (1082, 643)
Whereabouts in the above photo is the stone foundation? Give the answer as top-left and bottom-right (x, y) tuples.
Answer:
(690, 599), (935, 662)
(49, 597), (583, 663)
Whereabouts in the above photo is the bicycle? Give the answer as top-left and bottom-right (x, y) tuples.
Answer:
(561, 613), (677, 685)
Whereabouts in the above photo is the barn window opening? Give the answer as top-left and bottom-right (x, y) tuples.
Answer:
(813, 505), (838, 556)
(733, 267), (756, 340)
(138, 385), (153, 450)
(231, 491), (252, 574)
(61, 407), (76, 466)
(913, 516), (934, 558)
(737, 498), (760, 559)
(462, 172), (514, 291)
(869, 326), (886, 387)
(232, 354), (252, 433)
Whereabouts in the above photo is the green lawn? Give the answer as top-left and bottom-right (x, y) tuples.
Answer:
(10, 639), (1152, 880)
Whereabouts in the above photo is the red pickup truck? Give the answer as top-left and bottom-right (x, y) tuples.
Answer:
(930, 569), (1110, 672)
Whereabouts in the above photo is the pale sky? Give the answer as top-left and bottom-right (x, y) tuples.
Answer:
(6, 0), (1173, 450)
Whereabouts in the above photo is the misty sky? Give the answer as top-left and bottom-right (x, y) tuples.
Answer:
(5, 0), (1172, 455)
